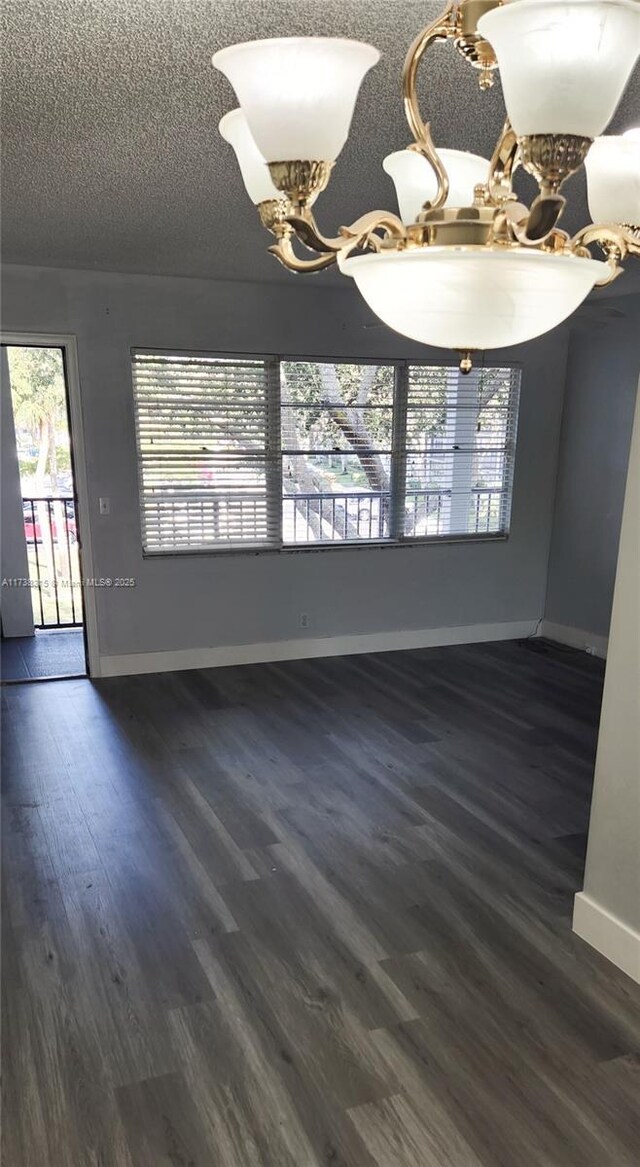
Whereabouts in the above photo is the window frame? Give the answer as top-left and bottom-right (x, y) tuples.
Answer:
(398, 359), (521, 548)
(280, 358), (398, 548)
(131, 348), (521, 558)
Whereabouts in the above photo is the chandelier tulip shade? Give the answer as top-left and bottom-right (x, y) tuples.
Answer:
(214, 0), (640, 370)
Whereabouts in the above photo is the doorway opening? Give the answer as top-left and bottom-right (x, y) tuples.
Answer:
(1, 344), (88, 681)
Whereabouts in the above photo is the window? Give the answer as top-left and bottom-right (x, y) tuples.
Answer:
(132, 351), (519, 554)
(403, 364), (519, 540)
(281, 362), (395, 544)
(132, 352), (279, 551)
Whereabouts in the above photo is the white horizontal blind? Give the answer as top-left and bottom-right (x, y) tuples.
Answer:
(403, 365), (520, 539)
(280, 361), (395, 544)
(132, 352), (280, 551)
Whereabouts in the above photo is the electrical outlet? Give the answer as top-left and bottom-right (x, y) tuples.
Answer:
(299, 612), (310, 629)
(99, 497), (110, 515)
(585, 645), (597, 656)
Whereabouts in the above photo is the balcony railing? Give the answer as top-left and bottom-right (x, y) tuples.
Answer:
(23, 497), (83, 628)
(283, 487), (507, 543)
(139, 486), (508, 550)
(283, 491), (389, 543)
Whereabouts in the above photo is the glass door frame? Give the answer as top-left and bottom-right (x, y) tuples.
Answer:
(1, 332), (99, 677)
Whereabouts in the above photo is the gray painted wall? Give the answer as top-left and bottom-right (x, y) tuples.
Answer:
(2, 264), (569, 669)
(576, 383), (640, 973)
(545, 295), (640, 639)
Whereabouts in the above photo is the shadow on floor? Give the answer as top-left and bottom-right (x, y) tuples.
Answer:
(1, 628), (86, 681)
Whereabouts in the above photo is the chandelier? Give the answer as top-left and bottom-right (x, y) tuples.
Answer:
(214, 0), (640, 371)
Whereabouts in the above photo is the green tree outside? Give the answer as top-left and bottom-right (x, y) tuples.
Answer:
(7, 347), (68, 492)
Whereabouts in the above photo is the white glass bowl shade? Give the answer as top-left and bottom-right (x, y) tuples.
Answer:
(212, 37), (379, 163)
(219, 110), (280, 205)
(383, 149), (490, 223)
(586, 132), (640, 225)
(339, 248), (608, 351)
(478, 0), (640, 138)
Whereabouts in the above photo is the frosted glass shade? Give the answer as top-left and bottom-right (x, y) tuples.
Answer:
(212, 38), (379, 163)
(383, 149), (490, 223)
(478, 0), (640, 137)
(340, 249), (607, 351)
(219, 110), (280, 205)
(586, 132), (640, 225)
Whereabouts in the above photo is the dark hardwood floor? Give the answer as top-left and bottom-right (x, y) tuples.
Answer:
(3, 639), (640, 1166)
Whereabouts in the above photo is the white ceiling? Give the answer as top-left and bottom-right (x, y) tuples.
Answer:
(3, 0), (640, 290)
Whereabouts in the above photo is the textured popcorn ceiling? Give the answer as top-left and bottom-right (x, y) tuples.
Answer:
(2, 0), (640, 287)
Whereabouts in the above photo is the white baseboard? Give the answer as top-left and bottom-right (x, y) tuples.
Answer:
(540, 620), (608, 659)
(573, 892), (640, 984)
(97, 618), (539, 678)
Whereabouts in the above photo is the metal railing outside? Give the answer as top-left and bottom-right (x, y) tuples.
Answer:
(138, 486), (508, 550)
(472, 487), (507, 534)
(23, 497), (83, 628)
(283, 486), (507, 543)
(283, 491), (388, 543)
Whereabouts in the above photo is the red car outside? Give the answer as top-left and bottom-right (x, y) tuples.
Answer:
(23, 503), (77, 544)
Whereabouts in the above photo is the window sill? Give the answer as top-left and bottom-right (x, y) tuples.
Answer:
(141, 532), (510, 559)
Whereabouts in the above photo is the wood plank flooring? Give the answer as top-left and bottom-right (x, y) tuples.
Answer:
(3, 639), (640, 1166)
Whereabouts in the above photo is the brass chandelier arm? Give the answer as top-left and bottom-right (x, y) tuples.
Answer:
(487, 119), (520, 206)
(268, 235), (338, 273)
(265, 207), (407, 274)
(290, 207), (406, 253)
(571, 222), (631, 254)
(569, 222), (640, 287)
(403, 4), (457, 147)
(402, 3), (459, 213)
(282, 209), (348, 255)
(337, 210), (408, 258)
